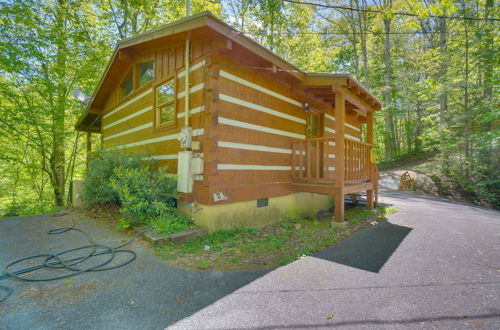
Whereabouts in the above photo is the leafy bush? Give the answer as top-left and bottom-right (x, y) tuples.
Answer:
(82, 149), (190, 234)
(109, 166), (178, 222)
(81, 149), (150, 207)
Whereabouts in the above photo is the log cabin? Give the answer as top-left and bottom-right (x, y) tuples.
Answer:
(76, 11), (382, 232)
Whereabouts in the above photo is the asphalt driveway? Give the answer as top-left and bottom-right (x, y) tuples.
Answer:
(0, 213), (270, 330)
(168, 190), (500, 329)
(1, 189), (499, 329)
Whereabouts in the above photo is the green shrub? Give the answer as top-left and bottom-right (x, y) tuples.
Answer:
(109, 166), (189, 232)
(82, 148), (190, 235)
(81, 149), (155, 207)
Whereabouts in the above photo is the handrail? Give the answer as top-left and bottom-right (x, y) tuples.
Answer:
(344, 137), (372, 147)
(344, 139), (372, 183)
(291, 137), (336, 182)
(291, 137), (374, 184)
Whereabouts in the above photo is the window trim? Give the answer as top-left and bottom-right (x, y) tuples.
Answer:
(135, 60), (155, 91)
(154, 76), (177, 129)
(119, 68), (134, 101)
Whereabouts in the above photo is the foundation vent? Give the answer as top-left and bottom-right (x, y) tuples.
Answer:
(257, 198), (269, 208)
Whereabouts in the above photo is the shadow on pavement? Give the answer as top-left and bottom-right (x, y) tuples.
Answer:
(314, 220), (412, 273)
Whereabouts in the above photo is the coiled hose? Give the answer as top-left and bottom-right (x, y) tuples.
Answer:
(0, 215), (147, 303)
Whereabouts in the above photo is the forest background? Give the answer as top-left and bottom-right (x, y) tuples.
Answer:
(0, 0), (498, 215)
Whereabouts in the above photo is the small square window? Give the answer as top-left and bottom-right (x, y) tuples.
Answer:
(120, 71), (133, 98)
(156, 79), (176, 126)
(138, 61), (154, 87)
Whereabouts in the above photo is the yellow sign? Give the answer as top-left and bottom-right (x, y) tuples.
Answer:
(370, 148), (377, 163)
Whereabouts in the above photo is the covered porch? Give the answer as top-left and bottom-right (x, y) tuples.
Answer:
(292, 74), (382, 222)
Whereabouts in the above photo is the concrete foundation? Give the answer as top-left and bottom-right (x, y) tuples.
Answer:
(178, 192), (333, 232)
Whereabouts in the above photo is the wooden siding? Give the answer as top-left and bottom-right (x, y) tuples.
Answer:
(97, 41), (370, 207)
(199, 56), (309, 204)
(197, 54), (368, 206)
(100, 39), (225, 176)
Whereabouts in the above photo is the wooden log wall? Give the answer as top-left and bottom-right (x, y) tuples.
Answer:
(100, 38), (226, 176)
(98, 36), (367, 206)
(199, 54), (365, 205)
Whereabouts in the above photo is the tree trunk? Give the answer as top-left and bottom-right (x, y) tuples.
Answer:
(51, 0), (68, 206)
(415, 98), (422, 151)
(463, 4), (471, 177)
(383, 17), (395, 160)
(480, 0), (495, 168)
(349, 0), (360, 80)
(483, 0), (494, 100)
(438, 15), (447, 126)
(357, 0), (369, 87)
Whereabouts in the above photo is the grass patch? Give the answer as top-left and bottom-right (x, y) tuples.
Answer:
(155, 205), (395, 271)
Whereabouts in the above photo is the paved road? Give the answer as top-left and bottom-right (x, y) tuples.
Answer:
(169, 190), (500, 330)
(0, 213), (270, 330)
(1, 190), (499, 329)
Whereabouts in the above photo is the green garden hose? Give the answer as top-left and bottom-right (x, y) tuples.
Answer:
(0, 218), (147, 303)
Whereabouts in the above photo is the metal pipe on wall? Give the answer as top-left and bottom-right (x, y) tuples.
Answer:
(184, 0), (191, 127)
(184, 38), (190, 127)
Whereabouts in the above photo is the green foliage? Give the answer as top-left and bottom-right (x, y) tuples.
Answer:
(428, 163), (500, 209)
(180, 228), (257, 253)
(82, 148), (189, 234)
(0, 0), (222, 213)
(108, 162), (190, 233)
(117, 217), (132, 230)
(149, 215), (190, 236)
(196, 260), (212, 270)
(0, 200), (58, 218)
(378, 150), (436, 171)
(81, 149), (149, 207)
(1, 0), (498, 214)
(109, 166), (176, 220)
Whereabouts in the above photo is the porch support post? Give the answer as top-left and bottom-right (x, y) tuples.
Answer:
(366, 111), (373, 145)
(334, 88), (345, 222)
(366, 111), (374, 209)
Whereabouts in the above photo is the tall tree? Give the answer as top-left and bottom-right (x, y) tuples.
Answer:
(375, 0), (396, 160)
(0, 0), (109, 205)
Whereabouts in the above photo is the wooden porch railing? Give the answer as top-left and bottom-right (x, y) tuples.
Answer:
(344, 138), (372, 183)
(291, 137), (374, 184)
(291, 137), (336, 182)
